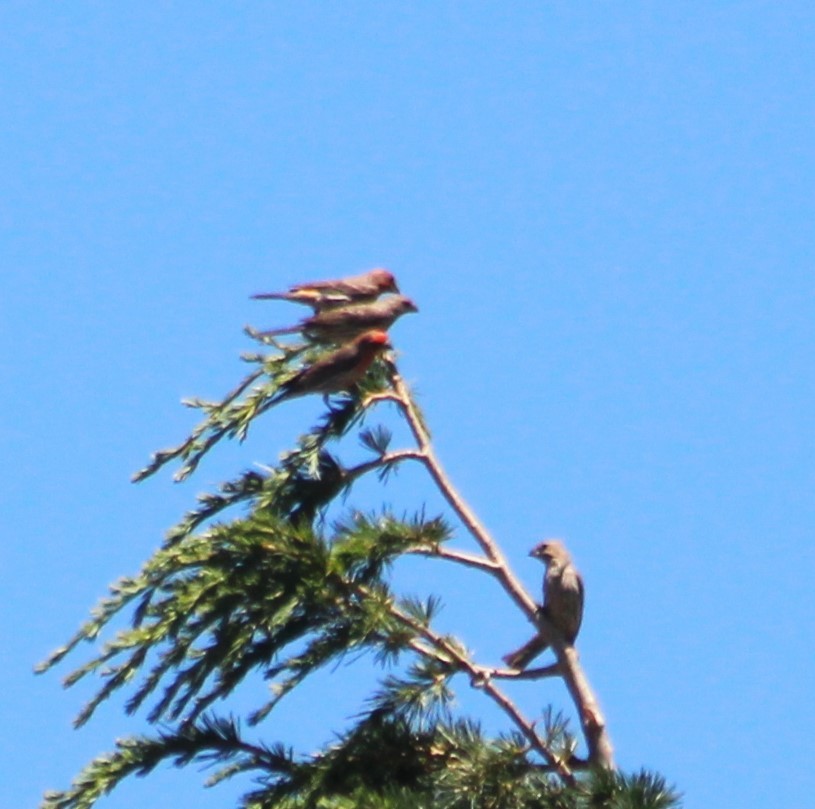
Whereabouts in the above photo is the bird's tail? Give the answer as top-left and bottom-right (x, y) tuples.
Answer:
(251, 290), (356, 311)
(251, 292), (292, 301)
(502, 634), (550, 670)
(252, 324), (301, 337)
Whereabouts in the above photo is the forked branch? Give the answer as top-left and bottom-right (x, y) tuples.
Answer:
(381, 597), (576, 784)
(372, 363), (615, 769)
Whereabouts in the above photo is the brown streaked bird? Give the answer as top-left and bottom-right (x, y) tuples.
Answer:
(258, 295), (417, 344)
(502, 540), (584, 670)
(252, 268), (399, 311)
(272, 330), (392, 403)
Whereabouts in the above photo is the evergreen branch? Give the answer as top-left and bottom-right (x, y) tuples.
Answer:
(252, 449), (348, 528)
(45, 710), (676, 809)
(132, 364), (269, 483)
(43, 517), (329, 725)
(588, 769), (683, 809)
(148, 365), (400, 546)
(409, 647), (573, 784)
(244, 715), (443, 808)
(354, 586), (575, 784)
(131, 341), (388, 485)
(163, 469), (266, 546)
(40, 535), (231, 688)
(330, 512), (452, 580)
(40, 715), (289, 809)
(359, 424), (393, 455)
(35, 574), (164, 674)
(365, 655), (457, 727)
(45, 509), (451, 730)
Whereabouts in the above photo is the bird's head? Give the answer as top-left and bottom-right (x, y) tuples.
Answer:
(391, 295), (419, 314)
(529, 540), (569, 565)
(355, 330), (392, 351)
(371, 268), (399, 294)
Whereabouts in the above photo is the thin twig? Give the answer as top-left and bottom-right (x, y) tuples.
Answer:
(488, 663), (562, 680)
(344, 449), (426, 483)
(362, 391), (403, 408)
(405, 546), (500, 573)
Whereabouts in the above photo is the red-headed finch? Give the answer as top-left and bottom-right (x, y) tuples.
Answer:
(502, 540), (584, 670)
(272, 330), (392, 403)
(252, 268), (398, 311)
(259, 295), (417, 343)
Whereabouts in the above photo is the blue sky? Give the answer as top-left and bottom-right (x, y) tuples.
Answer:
(3, 4), (814, 807)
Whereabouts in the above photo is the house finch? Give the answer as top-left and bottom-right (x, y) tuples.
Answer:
(272, 330), (392, 403)
(502, 540), (584, 670)
(252, 268), (399, 311)
(258, 295), (418, 343)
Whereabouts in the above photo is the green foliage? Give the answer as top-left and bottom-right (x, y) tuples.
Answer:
(38, 508), (451, 730)
(41, 715), (290, 809)
(132, 335), (392, 484)
(39, 330), (680, 809)
(41, 716), (680, 809)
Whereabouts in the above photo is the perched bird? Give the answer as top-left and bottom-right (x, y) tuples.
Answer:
(272, 330), (392, 403)
(258, 295), (418, 343)
(502, 540), (584, 670)
(252, 268), (399, 311)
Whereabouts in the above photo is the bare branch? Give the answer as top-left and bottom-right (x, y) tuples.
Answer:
(384, 363), (615, 770)
(385, 366), (538, 618)
(344, 449), (426, 484)
(406, 546), (500, 573)
(362, 390), (403, 408)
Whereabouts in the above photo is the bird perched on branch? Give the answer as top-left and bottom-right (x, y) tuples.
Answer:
(502, 540), (584, 670)
(258, 295), (418, 344)
(252, 268), (399, 311)
(272, 330), (392, 403)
